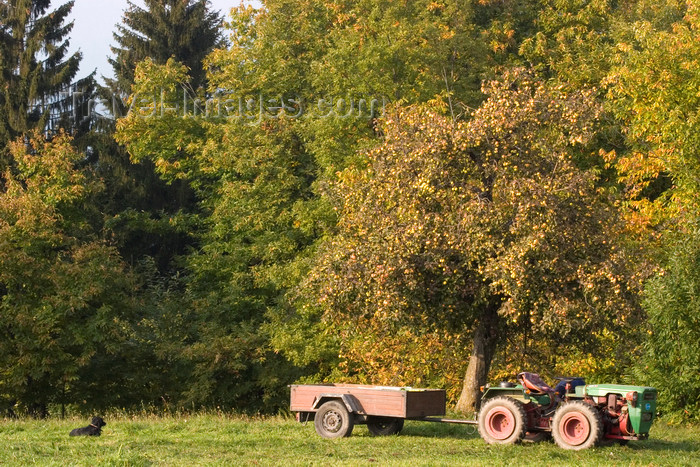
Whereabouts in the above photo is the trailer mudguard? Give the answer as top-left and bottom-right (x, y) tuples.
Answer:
(312, 393), (362, 414)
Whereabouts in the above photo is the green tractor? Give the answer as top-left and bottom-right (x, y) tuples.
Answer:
(478, 372), (657, 450)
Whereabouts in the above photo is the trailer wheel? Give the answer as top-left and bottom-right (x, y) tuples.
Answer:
(552, 401), (603, 450)
(314, 400), (354, 438)
(478, 396), (527, 444)
(367, 416), (404, 436)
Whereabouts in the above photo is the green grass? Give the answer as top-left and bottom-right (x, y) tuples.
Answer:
(0, 414), (698, 466)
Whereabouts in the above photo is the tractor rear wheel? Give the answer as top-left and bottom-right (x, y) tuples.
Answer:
(552, 401), (603, 450)
(478, 396), (527, 444)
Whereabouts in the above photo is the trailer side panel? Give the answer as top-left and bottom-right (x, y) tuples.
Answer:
(290, 384), (446, 418)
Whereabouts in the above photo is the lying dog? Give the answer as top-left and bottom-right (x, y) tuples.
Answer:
(69, 416), (106, 436)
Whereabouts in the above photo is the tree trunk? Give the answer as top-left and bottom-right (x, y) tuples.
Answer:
(455, 306), (500, 415)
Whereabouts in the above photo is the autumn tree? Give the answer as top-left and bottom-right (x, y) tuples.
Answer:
(0, 0), (81, 151)
(519, 0), (620, 86)
(113, 1), (652, 412)
(207, 0), (502, 174)
(606, 0), (697, 236)
(299, 71), (641, 412)
(605, 1), (700, 419)
(212, 0), (517, 389)
(0, 133), (138, 417)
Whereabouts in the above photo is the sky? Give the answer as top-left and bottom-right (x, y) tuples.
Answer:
(67, 0), (258, 81)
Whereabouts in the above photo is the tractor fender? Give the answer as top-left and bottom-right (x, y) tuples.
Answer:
(482, 387), (528, 401)
(312, 393), (362, 414)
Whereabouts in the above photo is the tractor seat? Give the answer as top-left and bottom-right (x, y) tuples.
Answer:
(517, 372), (555, 394)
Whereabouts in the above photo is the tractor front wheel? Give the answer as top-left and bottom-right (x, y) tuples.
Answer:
(552, 401), (603, 450)
(478, 396), (527, 444)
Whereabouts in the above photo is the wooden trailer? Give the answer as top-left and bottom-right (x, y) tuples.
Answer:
(290, 383), (450, 438)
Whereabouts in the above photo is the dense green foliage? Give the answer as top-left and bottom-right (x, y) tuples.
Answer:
(113, 0), (519, 410)
(97, 0), (223, 273)
(0, 133), (135, 416)
(0, 0), (698, 422)
(638, 234), (700, 423)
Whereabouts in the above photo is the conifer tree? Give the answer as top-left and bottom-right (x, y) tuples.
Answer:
(104, 0), (223, 111)
(0, 0), (81, 150)
(95, 1), (223, 273)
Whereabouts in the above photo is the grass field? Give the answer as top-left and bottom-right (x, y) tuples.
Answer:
(1, 413), (698, 466)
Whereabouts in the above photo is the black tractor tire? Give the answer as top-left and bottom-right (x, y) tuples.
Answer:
(552, 401), (603, 450)
(366, 416), (404, 436)
(478, 396), (528, 445)
(314, 400), (355, 439)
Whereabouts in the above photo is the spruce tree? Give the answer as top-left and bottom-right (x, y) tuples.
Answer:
(94, 1), (223, 273)
(105, 0), (223, 111)
(83, 1), (226, 410)
(0, 0), (81, 149)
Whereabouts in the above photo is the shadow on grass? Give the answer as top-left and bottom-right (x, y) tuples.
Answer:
(631, 437), (700, 453)
(398, 421), (480, 440)
(392, 422), (699, 455)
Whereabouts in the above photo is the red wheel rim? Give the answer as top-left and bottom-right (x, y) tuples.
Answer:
(485, 407), (516, 440)
(560, 412), (590, 445)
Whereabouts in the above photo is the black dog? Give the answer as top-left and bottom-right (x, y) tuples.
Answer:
(69, 416), (106, 436)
